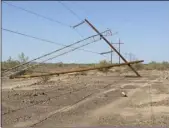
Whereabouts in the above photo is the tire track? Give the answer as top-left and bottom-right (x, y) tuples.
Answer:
(2, 83), (87, 115)
(76, 78), (160, 126)
(14, 81), (124, 128)
(5, 76), (140, 128)
(3, 77), (118, 115)
(10, 73), (167, 127)
(3, 76), (92, 115)
(2, 76), (143, 115)
(13, 77), (127, 127)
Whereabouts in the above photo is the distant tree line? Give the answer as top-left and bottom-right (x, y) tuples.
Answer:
(2, 52), (169, 71)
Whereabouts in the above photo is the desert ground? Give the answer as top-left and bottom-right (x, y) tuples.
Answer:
(2, 69), (169, 128)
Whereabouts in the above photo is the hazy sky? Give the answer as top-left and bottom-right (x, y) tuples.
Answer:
(2, 1), (169, 63)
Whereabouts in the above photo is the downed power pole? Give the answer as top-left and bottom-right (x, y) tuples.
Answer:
(84, 19), (141, 77)
(11, 60), (144, 79)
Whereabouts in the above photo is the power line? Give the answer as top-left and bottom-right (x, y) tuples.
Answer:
(3, 2), (86, 39)
(3, 2), (112, 74)
(73, 29), (84, 38)
(2, 28), (110, 73)
(3, 1), (71, 27)
(40, 36), (102, 64)
(70, 2), (89, 19)
(58, 1), (82, 21)
(2, 28), (110, 56)
(2, 28), (63, 45)
(33, 39), (99, 67)
(71, 2), (115, 38)
(8, 37), (101, 77)
(57, 1), (85, 38)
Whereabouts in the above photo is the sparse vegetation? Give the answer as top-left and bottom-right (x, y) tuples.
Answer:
(144, 61), (169, 70)
(57, 62), (63, 67)
(121, 61), (169, 72)
(2, 53), (169, 75)
(2, 56), (20, 69)
(76, 71), (87, 76)
(40, 75), (51, 83)
(2, 52), (29, 69)
(18, 52), (29, 63)
(97, 60), (111, 72)
(133, 63), (144, 70)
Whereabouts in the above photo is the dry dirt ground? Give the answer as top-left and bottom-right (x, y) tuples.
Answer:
(2, 69), (169, 128)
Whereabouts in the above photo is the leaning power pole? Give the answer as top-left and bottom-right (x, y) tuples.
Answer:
(85, 19), (141, 77)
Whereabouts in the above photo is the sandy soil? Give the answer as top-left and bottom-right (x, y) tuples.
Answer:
(2, 70), (169, 128)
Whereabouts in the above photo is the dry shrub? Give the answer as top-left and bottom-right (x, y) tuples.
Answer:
(79, 71), (87, 75)
(133, 63), (144, 70)
(114, 68), (121, 72)
(74, 71), (87, 76)
(144, 61), (169, 70)
(123, 63), (144, 71)
(25, 69), (33, 75)
(124, 62), (169, 71)
(98, 60), (111, 72)
(40, 75), (50, 83)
